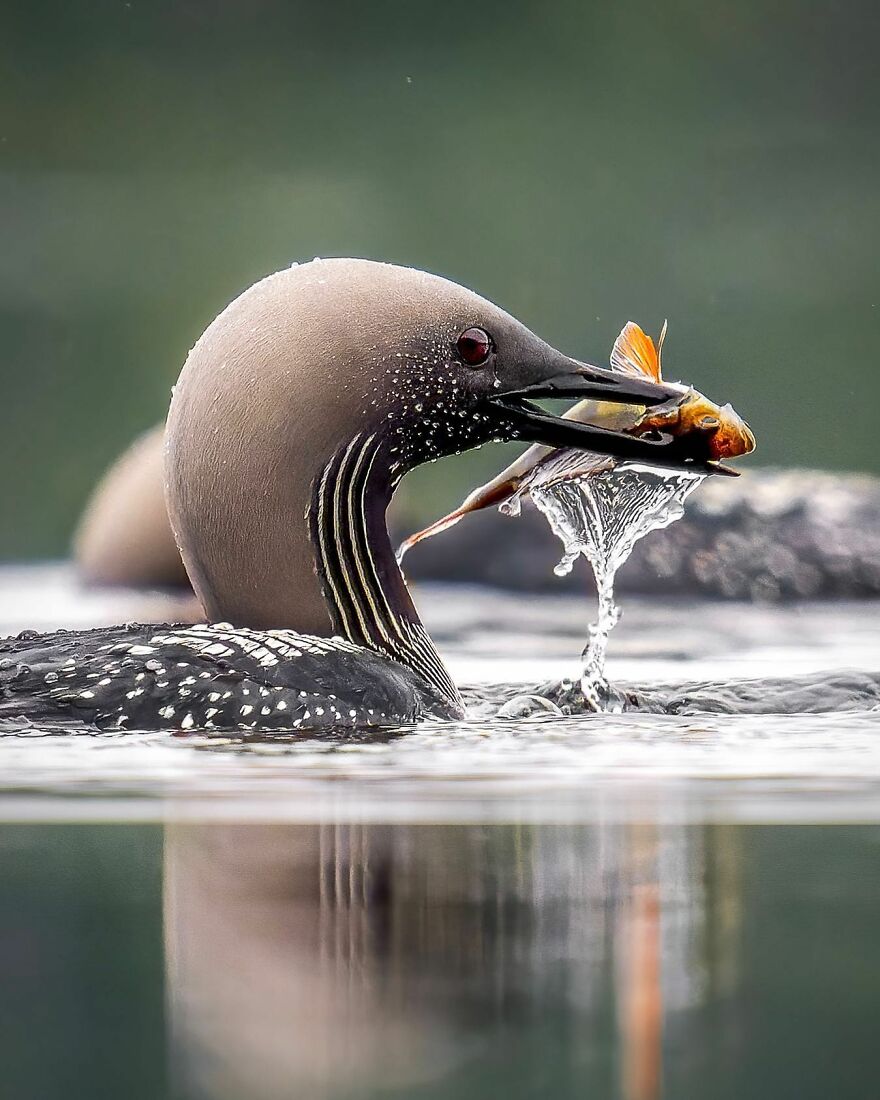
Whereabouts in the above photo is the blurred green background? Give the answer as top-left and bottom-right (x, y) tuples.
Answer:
(1, 0), (877, 559)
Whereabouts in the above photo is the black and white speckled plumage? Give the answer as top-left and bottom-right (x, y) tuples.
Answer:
(0, 622), (460, 731)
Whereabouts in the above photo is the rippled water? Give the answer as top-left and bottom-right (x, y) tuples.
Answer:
(0, 566), (877, 821)
(2, 567), (879, 1099)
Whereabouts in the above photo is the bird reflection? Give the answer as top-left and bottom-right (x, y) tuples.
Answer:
(163, 819), (742, 1099)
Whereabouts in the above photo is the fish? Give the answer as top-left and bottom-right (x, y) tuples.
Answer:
(397, 321), (756, 556)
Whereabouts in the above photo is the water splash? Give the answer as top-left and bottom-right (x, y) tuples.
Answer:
(529, 464), (704, 711)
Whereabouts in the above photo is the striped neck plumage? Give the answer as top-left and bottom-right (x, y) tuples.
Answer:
(310, 432), (462, 709)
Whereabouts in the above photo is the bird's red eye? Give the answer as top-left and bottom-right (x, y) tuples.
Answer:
(456, 327), (493, 367)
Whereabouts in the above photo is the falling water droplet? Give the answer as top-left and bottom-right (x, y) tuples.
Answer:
(496, 693), (563, 719)
(530, 464), (704, 712)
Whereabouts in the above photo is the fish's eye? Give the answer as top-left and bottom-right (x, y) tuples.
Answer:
(456, 327), (493, 367)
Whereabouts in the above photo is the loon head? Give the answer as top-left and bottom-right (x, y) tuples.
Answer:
(165, 259), (699, 652)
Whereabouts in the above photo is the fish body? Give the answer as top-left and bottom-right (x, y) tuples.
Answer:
(399, 321), (755, 555)
(551, 320), (755, 470)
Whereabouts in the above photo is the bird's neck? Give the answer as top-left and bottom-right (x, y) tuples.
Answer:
(308, 433), (461, 709)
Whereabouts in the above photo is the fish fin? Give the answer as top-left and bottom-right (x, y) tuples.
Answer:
(610, 322), (662, 381)
(396, 510), (467, 563)
(396, 477), (521, 562)
(657, 319), (668, 374)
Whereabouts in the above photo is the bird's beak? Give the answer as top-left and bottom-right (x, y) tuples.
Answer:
(488, 358), (725, 474)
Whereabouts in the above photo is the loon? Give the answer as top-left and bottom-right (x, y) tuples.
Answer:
(0, 259), (713, 733)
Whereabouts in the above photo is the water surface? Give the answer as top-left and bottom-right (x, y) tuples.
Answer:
(1, 566), (877, 821)
(3, 820), (880, 1100)
(1, 567), (878, 1099)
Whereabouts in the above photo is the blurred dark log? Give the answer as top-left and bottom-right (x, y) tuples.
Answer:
(397, 469), (880, 601)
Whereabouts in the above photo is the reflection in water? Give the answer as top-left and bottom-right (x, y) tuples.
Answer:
(164, 820), (742, 1099)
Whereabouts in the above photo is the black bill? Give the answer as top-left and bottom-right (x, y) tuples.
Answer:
(488, 361), (737, 476)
